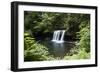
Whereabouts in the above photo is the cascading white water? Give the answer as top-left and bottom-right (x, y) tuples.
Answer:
(52, 30), (65, 43)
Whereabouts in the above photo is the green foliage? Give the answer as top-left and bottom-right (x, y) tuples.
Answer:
(24, 32), (54, 61)
(24, 43), (54, 61)
(77, 49), (90, 59)
(78, 21), (90, 53)
(24, 11), (90, 37)
(24, 32), (35, 50)
(64, 50), (90, 60)
(79, 27), (90, 52)
(64, 16), (90, 60)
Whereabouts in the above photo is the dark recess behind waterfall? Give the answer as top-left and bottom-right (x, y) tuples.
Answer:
(32, 31), (78, 42)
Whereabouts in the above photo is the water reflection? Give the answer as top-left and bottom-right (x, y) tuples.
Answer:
(41, 41), (75, 58)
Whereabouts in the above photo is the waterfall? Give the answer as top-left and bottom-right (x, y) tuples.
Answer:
(52, 30), (65, 43)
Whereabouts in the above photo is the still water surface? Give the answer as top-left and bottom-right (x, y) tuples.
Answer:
(40, 41), (75, 58)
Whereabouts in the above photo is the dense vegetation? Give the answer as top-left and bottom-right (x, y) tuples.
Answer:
(24, 11), (90, 61)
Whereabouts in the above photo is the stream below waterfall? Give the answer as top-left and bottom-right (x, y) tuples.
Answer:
(40, 41), (76, 58)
